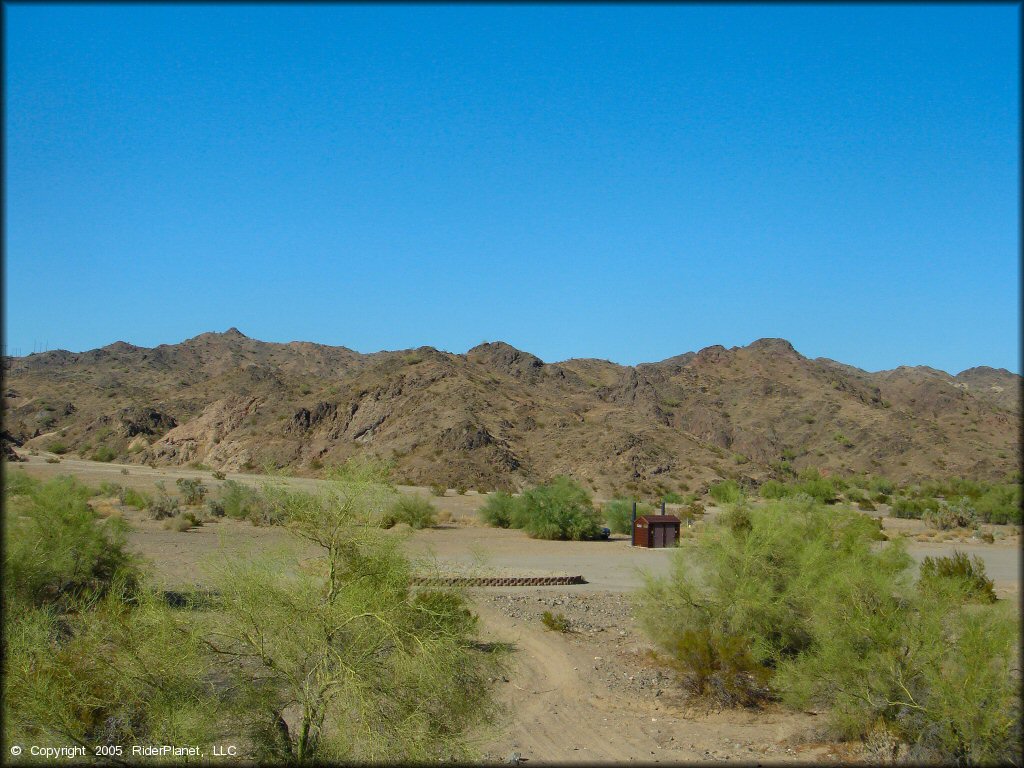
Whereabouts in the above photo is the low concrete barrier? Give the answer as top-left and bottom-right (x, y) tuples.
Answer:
(410, 575), (586, 587)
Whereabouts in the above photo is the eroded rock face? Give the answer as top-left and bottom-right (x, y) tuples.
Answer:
(116, 407), (177, 437)
(148, 396), (260, 466)
(467, 342), (544, 378)
(2, 429), (24, 462)
(290, 401), (338, 432)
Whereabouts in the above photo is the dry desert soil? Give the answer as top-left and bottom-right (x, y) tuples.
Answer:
(10, 453), (1022, 764)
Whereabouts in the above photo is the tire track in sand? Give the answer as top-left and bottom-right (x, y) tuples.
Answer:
(472, 598), (638, 763)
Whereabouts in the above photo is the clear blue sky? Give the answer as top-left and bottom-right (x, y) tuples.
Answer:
(4, 4), (1019, 373)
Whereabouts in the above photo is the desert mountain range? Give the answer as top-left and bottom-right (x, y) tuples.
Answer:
(3, 329), (1019, 496)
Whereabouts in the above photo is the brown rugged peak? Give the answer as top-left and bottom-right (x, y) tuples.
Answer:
(882, 365), (953, 380)
(101, 340), (143, 353)
(694, 344), (728, 364)
(744, 338), (800, 356)
(650, 351), (697, 368)
(957, 365), (1016, 378)
(466, 341), (544, 376)
(224, 327), (247, 338)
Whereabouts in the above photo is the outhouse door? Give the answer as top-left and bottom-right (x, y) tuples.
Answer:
(653, 525), (666, 548)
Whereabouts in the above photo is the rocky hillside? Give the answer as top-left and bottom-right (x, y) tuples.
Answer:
(3, 329), (1019, 496)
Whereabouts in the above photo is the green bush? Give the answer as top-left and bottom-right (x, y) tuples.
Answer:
(919, 552), (996, 604)
(479, 491), (518, 528)
(430, 483), (447, 497)
(637, 495), (1021, 763)
(923, 497), (975, 530)
(212, 470), (227, 480)
(149, 493), (180, 521)
(119, 487), (151, 509)
(603, 498), (652, 535)
(219, 480), (280, 525)
(4, 475), (138, 610)
(891, 496), (939, 519)
(205, 498), (225, 517)
(661, 491), (684, 504)
(974, 484), (1022, 524)
(759, 479), (792, 499)
(208, 481), (499, 762)
(3, 468), (38, 497)
(46, 441), (68, 455)
(382, 495), (437, 529)
(658, 627), (770, 706)
(5, 587), (223, 752)
(541, 611), (570, 633)
(792, 468), (838, 504)
(709, 480), (742, 504)
(91, 444), (117, 463)
(512, 477), (603, 540)
(176, 477), (207, 505)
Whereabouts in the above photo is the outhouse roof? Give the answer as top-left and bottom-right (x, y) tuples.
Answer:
(636, 515), (681, 524)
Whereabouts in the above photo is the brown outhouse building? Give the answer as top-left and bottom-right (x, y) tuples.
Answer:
(633, 514), (681, 548)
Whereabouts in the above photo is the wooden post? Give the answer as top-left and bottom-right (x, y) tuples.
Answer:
(631, 501), (637, 547)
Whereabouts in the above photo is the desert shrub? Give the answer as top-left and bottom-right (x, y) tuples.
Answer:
(176, 477), (207, 505)
(430, 483), (448, 497)
(540, 611), (570, 633)
(637, 496), (913, 703)
(923, 497), (976, 530)
(680, 501), (705, 521)
(639, 495), (1020, 762)
(162, 514), (194, 532)
(5, 585), (223, 752)
(661, 491), (684, 504)
(891, 496), (939, 519)
(759, 479), (792, 499)
(709, 480), (742, 504)
(869, 476), (895, 495)
(99, 481), (123, 496)
(974, 483), (1022, 524)
(844, 487), (867, 503)
(479, 491), (518, 528)
(603, 498), (652, 535)
(382, 495), (437, 530)
(46, 441), (68, 455)
(219, 479), (279, 524)
(4, 475), (138, 610)
(4, 468), (38, 496)
(91, 445), (117, 462)
(918, 551), (996, 604)
(205, 498), (225, 517)
(118, 487), (151, 509)
(149, 493), (180, 521)
(45, 456), (60, 463)
(658, 628), (770, 706)
(856, 498), (876, 511)
(512, 477), (603, 540)
(792, 468), (838, 503)
(207, 465), (499, 763)
(778, 580), (1019, 763)
(212, 469), (227, 480)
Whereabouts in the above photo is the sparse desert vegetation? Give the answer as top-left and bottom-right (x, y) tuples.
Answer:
(2, 455), (1021, 764)
(477, 476), (605, 540)
(2, 464), (501, 762)
(637, 494), (1021, 764)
